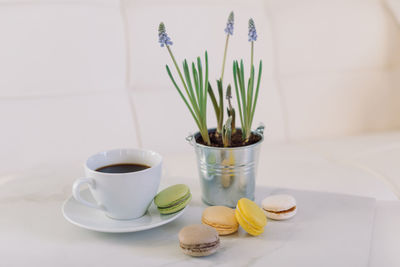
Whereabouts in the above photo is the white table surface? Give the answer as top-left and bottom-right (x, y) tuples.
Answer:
(1, 164), (400, 267)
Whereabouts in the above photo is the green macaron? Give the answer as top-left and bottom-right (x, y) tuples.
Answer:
(154, 184), (192, 215)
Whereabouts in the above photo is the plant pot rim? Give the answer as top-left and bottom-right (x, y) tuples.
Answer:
(186, 125), (265, 150)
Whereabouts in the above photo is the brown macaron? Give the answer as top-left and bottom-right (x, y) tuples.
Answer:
(178, 224), (220, 257)
(202, 206), (239, 235)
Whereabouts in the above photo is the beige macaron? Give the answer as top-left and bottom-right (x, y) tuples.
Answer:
(178, 224), (220, 257)
(201, 206), (239, 235)
(261, 194), (297, 220)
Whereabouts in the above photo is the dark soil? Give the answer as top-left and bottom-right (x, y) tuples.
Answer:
(195, 129), (262, 147)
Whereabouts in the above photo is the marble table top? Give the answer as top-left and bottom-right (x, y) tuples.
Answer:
(0, 168), (385, 267)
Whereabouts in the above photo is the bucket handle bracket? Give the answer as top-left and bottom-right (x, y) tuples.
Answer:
(186, 133), (195, 146)
(255, 123), (265, 136)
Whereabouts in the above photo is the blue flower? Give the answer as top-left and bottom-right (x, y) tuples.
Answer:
(158, 22), (173, 47)
(248, 18), (257, 42)
(224, 11), (234, 35)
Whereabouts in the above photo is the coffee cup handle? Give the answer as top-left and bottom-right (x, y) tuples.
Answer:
(72, 178), (103, 211)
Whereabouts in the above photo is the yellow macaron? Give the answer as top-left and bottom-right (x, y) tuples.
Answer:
(235, 198), (267, 236)
(202, 206), (239, 235)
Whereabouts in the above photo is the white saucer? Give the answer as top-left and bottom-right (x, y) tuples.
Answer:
(62, 188), (187, 233)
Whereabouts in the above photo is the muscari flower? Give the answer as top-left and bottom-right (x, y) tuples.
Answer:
(158, 22), (173, 47)
(248, 18), (257, 42)
(224, 11), (234, 35)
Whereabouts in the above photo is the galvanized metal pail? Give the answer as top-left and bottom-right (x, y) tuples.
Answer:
(186, 125), (264, 207)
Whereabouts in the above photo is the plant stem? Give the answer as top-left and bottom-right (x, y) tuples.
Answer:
(167, 46), (188, 93)
(221, 35), (230, 83)
(250, 41), (254, 71)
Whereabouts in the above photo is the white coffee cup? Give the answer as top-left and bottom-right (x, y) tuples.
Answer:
(72, 148), (162, 220)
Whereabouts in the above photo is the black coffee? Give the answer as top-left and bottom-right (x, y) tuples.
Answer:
(96, 163), (150, 173)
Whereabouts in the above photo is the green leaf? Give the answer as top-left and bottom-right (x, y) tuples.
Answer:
(166, 65), (201, 129)
(197, 57), (203, 99)
(247, 65), (255, 128)
(204, 51), (209, 120)
(182, 60), (195, 100)
(250, 60), (262, 127)
(192, 62), (201, 107)
(164, 49), (210, 145)
(246, 77), (251, 130)
(196, 58), (203, 114)
(217, 79), (224, 133)
(233, 61), (244, 134)
(238, 61), (248, 138)
(183, 60), (201, 119)
(208, 82), (220, 122)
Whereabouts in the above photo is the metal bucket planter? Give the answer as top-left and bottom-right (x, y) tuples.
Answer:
(186, 125), (264, 207)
